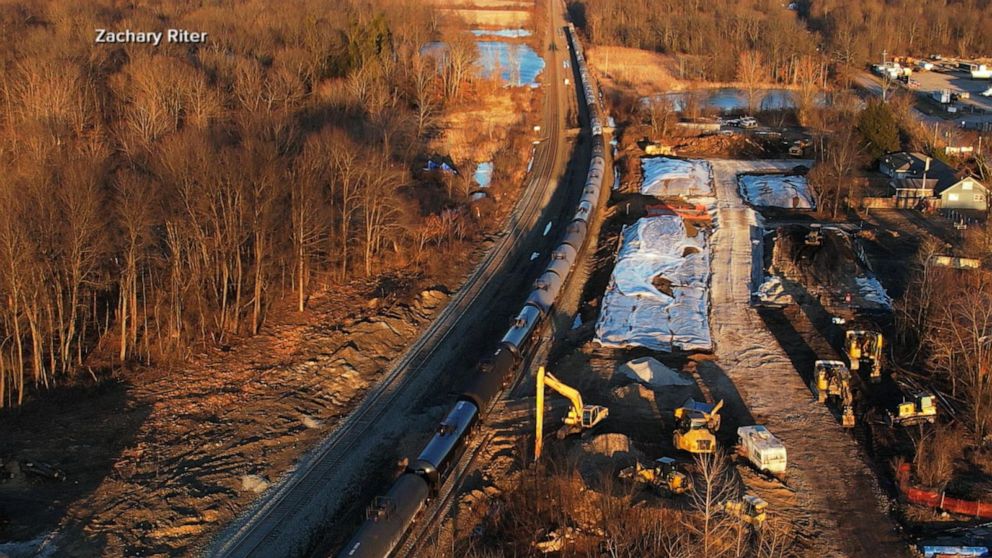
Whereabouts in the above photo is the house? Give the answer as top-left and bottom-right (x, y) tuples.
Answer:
(938, 175), (987, 210)
(880, 152), (988, 210)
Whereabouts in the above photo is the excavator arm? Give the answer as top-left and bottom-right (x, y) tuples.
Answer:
(542, 370), (586, 426)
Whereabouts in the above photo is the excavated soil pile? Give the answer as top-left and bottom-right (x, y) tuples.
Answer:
(568, 433), (642, 490)
(771, 226), (891, 311)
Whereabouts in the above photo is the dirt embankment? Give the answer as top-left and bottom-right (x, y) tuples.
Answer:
(0, 281), (452, 557)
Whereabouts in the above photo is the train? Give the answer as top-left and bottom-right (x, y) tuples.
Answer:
(337, 23), (606, 558)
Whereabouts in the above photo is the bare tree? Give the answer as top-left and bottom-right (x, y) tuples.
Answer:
(928, 277), (992, 437)
(643, 97), (676, 140)
(737, 50), (769, 115)
(793, 55), (823, 127)
(689, 451), (739, 556)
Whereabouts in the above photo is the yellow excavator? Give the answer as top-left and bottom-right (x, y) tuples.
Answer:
(812, 360), (856, 428)
(535, 366), (609, 461)
(673, 398), (723, 454)
(845, 330), (883, 383)
(619, 456), (693, 495)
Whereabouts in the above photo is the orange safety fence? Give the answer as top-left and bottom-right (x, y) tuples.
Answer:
(897, 463), (992, 519)
(646, 203), (711, 223)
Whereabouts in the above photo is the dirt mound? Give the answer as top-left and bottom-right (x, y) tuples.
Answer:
(618, 357), (694, 388)
(674, 133), (767, 159)
(568, 433), (642, 490)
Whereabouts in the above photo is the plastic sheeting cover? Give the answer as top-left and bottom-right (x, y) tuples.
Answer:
(618, 357), (694, 388)
(641, 157), (713, 198)
(738, 174), (814, 209)
(595, 215), (712, 352)
(854, 276), (893, 308)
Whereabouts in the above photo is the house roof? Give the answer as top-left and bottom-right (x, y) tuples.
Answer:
(880, 151), (982, 195)
(890, 177), (937, 191)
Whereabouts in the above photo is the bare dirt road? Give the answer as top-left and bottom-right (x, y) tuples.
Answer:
(707, 159), (908, 557)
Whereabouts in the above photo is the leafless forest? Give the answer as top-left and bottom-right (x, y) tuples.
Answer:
(0, 0), (492, 407)
(570, 0), (992, 82)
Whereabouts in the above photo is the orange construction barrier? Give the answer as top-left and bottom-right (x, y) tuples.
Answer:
(897, 463), (992, 519)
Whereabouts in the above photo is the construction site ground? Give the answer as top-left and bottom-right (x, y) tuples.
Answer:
(426, 154), (916, 557)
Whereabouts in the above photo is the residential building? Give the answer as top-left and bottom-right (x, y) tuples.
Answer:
(880, 152), (988, 210)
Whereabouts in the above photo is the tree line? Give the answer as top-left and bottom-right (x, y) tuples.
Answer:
(801, 0), (992, 68)
(570, 0), (992, 85)
(0, 0), (489, 407)
(568, 0), (818, 83)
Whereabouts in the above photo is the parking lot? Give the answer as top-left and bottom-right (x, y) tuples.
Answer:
(912, 65), (992, 109)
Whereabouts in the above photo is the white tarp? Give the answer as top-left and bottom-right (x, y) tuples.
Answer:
(618, 357), (694, 388)
(738, 174), (815, 209)
(855, 276), (893, 308)
(595, 215), (712, 352)
(641, 157), (713, 198)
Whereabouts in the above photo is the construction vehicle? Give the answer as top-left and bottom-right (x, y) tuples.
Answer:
(619, 457), (693, 495)
(845, 330), (884, 382)
(644, 143), (675, 156)
(811, 360), (856, 428)
(674, 398), (723, 454)
(889, 391), (937, 426)
(535, 366), (608, 460)
(725, 495), (768, 526)
(736, 425), (788, 478)
(804, 224), (823, 246)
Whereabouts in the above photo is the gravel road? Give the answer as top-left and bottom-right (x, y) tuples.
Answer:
(707, 159), (909, 557)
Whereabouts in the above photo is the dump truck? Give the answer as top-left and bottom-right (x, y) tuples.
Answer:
(619, 457), (693, 495)
(889, 391), (937, 426)
(736, 425), (788, 478)
(811, 360), (856, 428)
(674, 398), (723, 454)
(725, 495), (768, 526)
(845, 330), (883, 382)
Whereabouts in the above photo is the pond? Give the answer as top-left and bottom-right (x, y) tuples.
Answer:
(422, 39), (544, 87)
(471, 29), (532, 38)
(475, 41), (544, 87)
(644, 88), (828, 113)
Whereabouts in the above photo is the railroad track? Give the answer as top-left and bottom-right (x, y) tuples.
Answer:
(207, 12), (569, 558)
(393, 431), (496, 558)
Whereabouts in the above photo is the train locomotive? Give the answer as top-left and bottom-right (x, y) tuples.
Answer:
(337, 24), (606, 558)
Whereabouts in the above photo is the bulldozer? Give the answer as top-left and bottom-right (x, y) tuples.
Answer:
(673, 398), (723, 454)
(845, 330), (884, 383)
(619, 457), (693, 495)
(888, 391), (937, 426)
(535, 366), (609, 460)
(725, 495), (768, 527)
(811, 360), (856, 428)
